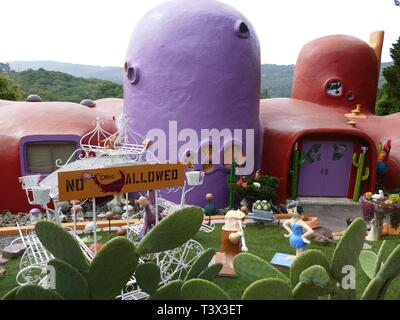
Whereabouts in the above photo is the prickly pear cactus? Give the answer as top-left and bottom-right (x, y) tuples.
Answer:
(289, 146), (305, 200)
(135, 263), (161, 295)
(15, 285), (64, 300)
(35, 220), (89, 274)
(292, 265), (332, 300)
(1, 286), (20, 300)
(87, 237), (138, 300)
(242, 278), (293, 300)
(361, 244), (400, 300)
(136, 206), (204, 255)
(185, 248), (216, 281)
(290, 249), (331, 287)
(198, 263), (223, 281)
(181, 279), (229, 300)
(359, 250), (378, 279)
(375, 240), (392, 275)
(47, 259), (90, 300)
(149, 280), (184, 300)
(330, 218), (366, 299)
(233, 253), (289, 285)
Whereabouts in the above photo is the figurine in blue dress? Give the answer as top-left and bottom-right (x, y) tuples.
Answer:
(283, 200), (314, 256)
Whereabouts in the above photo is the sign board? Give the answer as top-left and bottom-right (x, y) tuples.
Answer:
(58, 163), (185, 201)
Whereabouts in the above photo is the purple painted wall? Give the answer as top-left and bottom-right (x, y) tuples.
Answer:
(123, 0), (262, 208)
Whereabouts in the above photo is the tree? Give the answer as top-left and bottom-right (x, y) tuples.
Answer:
(0, 73), (22, 101)
(375, 36), (400, 115)
(260, 88), (270, 99)
(0, 63), (12, 73)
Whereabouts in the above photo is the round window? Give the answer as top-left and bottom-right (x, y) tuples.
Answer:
(126, 64), (140, 84)
(326, 79), (343, 97)
(234, 20), (250, 39)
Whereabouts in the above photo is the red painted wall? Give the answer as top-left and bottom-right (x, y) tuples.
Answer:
(0, 100), (120, 213)
(292, 35), (378, 114)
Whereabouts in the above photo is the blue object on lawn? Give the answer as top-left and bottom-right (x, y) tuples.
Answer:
(289, 222), (306, 249)
(270, 252), (296, 268)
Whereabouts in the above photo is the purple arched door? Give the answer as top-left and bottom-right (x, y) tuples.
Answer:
(298, 140), (353, 197)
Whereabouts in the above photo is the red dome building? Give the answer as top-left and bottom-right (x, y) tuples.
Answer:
(0, 98), (122, 212)
(260, 33), (399, 201)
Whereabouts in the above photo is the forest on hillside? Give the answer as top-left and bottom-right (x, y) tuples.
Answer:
(0, 64), (122, 103)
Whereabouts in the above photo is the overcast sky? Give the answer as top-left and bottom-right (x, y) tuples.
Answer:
(1, 0), (399, 67)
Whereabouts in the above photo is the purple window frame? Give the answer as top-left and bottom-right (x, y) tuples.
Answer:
(19, 135), (81, 177)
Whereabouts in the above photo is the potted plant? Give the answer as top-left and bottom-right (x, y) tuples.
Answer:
(249, 200), (274, 222)
(228, 174), (279, 209)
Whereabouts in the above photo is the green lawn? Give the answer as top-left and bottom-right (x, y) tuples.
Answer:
(193, 224), (400, 300)
(1, 224), (400, 300)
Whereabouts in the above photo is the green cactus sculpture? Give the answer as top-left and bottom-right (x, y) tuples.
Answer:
(352, 147), (370, 201)
(227, 160), (237, 209)
(289, 143), (305, 200)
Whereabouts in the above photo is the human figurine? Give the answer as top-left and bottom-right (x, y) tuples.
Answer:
(282, 201), (314, 256)
(221, 209), (247, 268)
(135, 189), (162, 240)
(203, 193), (218, 225)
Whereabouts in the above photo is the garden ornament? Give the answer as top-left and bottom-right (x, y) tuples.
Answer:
(221, 209), (246, 267)
(135, 189), (162, 240)
(372, 190), (384, 201)
(203, 193), (218, 225)
(377, 139), (391, 185)
(283, 200), (314, 256)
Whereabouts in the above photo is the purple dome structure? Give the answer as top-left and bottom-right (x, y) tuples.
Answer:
(124, 0), (262, 208)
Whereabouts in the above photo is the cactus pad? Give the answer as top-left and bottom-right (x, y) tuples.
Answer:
(1, 286), (20, 300)
(185, 248), (216, 281)
(15, 285), (64, 300)
(48, 259), (90, 300)
(359, 250), (378, 279)
(198, 263), (223, 281)
(233, 253), (289, 285)
(136, 206), (204, 255)
(88, 237), (138, 300)
(181, 279), (229, 300)
(362, 244), (400, 300)
(35, 221), (89, 274)
(375, 240), (392, 275)
(242, 278), (293, 300)
(331, 218), (366, 281)
(149, 280), (184, 300)
(135, 263), (161, 295)
(298, 265), (330, 288)
(290, 249), (330, 286)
